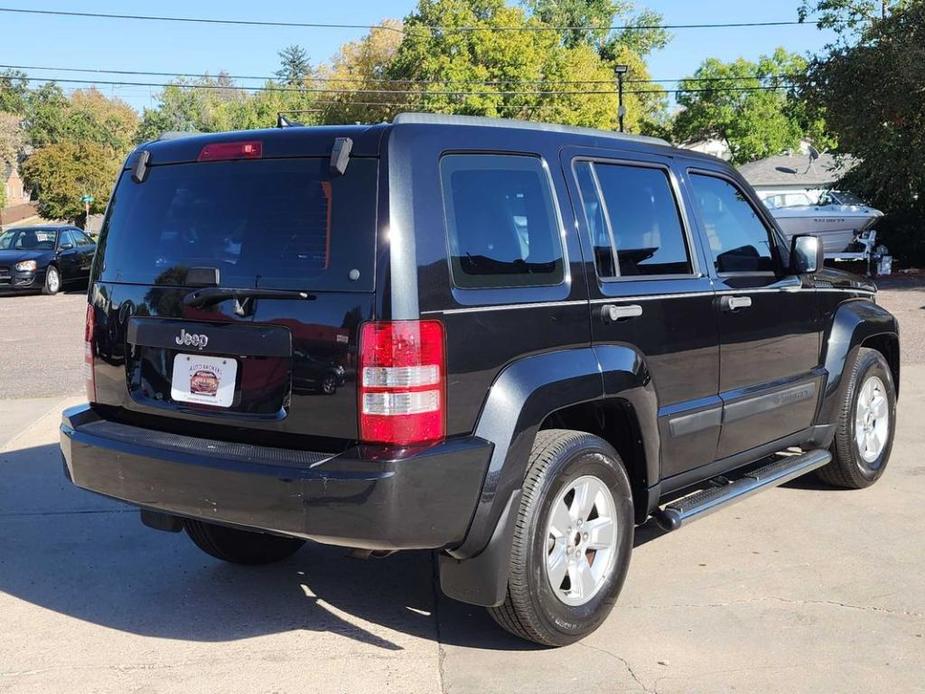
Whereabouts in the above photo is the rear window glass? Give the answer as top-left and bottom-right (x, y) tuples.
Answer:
(96, 157), (378, 291)
(440, 154), (564, 289)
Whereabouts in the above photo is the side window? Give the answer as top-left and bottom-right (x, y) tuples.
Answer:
(689, 173), (776, 274)
(60, 231), (77, 248)
(75, 231), (94, 246)
(573, 160), (692, 278)
(440, 154), (564, 289)
(574, 162), (617, 278)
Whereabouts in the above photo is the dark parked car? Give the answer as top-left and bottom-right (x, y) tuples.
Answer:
(0, 225), (96, 294)
(61, 115), (899, 646)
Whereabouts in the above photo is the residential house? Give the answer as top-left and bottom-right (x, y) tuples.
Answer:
(1, 159), (36, 226)
(738, 152), (855, 208)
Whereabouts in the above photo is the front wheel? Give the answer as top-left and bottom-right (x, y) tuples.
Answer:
(488, 429), (634, 646)
(42, 266), (60, 295)
(817, 347), (896, 489)
(185, 520), (305, 565)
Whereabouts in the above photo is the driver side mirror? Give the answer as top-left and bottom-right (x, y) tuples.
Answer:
(59, 242), (74, 250)
(790, 235), (824, 275)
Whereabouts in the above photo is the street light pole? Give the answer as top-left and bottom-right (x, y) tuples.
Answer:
(614, 65), (628, 133)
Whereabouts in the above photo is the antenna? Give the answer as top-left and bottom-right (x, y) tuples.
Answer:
(806, 144), (820, 174)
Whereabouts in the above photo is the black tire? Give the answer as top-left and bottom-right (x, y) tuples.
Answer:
(321, 374), (337, 395)
(488, 429), (634, 647)
(185, 520), (305, 565)
(817, 347), (896, 489)
(42, 265), (60, 295)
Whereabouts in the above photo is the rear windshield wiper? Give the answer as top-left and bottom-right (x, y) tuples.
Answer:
(182, 287), (316, 316)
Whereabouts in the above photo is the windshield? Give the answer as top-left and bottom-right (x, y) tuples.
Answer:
(822, 191), (867, 206)
(0, 229), (57, 251)
(762, 192), (814, 209)
(95, 157), (378, 291)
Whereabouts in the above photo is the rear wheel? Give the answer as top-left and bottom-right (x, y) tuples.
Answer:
(817, 347), (896, 489)
(185, 520), (305, 565)
(43, 266), (60, 295)
(488, 429), (634, 646)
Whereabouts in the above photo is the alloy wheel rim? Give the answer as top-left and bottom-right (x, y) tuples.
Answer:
(544, 475), (618, 607)
(47, 269), (59, 292)
(855, 375), (889, 464)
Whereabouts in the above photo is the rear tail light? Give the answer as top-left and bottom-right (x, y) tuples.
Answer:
(197, 140), (262, 162)
(84, 304), (96, 403)
(358, 321), (446, 446)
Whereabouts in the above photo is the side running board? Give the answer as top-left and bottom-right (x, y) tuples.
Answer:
(655, 449), (832, 531)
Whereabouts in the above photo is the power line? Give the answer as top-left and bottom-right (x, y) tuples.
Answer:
(11, 74), (801, 97)
(0, 63), (803, 87)
(0, 6), (835, 33)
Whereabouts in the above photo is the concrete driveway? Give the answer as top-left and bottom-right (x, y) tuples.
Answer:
(0, 291), (923, 693)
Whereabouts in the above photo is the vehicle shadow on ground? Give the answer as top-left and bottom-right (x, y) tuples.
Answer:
(0, 442), (542, 652)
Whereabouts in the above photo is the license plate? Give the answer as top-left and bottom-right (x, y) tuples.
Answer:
(170, 354), (237, 408)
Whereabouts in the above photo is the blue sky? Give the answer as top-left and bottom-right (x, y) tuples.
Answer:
(0, 1), (837, 113)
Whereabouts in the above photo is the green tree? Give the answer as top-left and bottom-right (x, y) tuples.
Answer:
(0, 70), (29, 114)
(21, 82), (69, 147)
(317, 20), (406, 124)
(523, 0), (668, 57)
(672, 49), (833, 164)
(16, 87), (137, 222)
(384, 0), (639, 131)
(137, 73), (316, 141)
(803, 1), (925, 260)
(21, 140), (118, 220)
(0, 112), (24, 209)
(522, 0), (669, 131)
(799, 0), (909, 34)
(276, 45), (313, 87)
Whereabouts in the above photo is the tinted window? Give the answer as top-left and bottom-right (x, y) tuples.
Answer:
(96, 158), (378, 291)
(574, 162), (617, 278)
(440, 154), (564, 289)
(690, 174), (775, 274)
(578, 162), (692, 277)
(74, 231), (94, 246)
(60, 230), (78, 247)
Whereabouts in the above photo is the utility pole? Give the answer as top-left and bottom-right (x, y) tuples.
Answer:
(614, 65), (628, 133)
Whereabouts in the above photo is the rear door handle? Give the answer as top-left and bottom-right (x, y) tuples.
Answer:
(721, 295), (752, 312)
(601, 304), (643, 323)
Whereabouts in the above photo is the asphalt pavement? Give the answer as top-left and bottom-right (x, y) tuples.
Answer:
(0, 292), (86, 399)
(0, 288), (922, 693)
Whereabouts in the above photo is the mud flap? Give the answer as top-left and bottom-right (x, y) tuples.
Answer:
(437, 489), (521, 607)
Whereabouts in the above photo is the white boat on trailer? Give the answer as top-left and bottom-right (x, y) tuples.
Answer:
(765, 191), (884, 256)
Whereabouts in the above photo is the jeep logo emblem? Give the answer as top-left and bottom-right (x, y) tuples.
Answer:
(175, 328), (209, 350)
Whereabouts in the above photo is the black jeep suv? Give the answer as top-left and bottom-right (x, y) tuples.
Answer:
(61, 114), (899, 646)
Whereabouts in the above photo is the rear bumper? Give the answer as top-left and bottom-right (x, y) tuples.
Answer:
(60, 405), (493, 551)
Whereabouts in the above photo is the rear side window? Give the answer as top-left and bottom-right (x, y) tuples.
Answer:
(440, 154), (564, 289)
(574, 161), (692, 278)
(96, 157), (378, 291)
(689, 173), (775, 274)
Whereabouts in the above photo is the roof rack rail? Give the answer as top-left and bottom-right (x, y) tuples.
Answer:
(392, 112), (670, 147)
